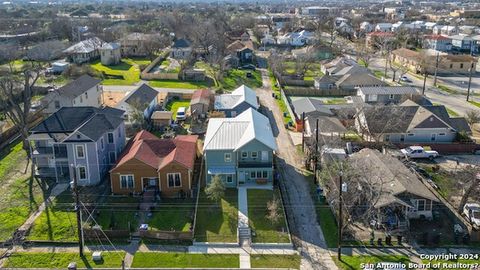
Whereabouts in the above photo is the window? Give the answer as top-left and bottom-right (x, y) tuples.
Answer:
(224, 153), (232, 162)
(241, 151), (248, 159)
(400, 135), (405, 142)
(118, 129), (121, 138)
(262, 171), (268, 178)
(167, 173), (181, 187)
(107, 133), (114, 143)
(54, 100), (60, 109)
(76, 134), (81, 139)
(450, 63), (453, 69)
(100, 138), (104, 150)
(251, 151), (258, 158)
(385, 134), (390, 142)
(256, 171), (262, 178)
(417, 199), (426, 211)
(78, 166), (87, 180)
(76, 145), (85, 158)
(226, 175), (233, 183)
(120, 175), (134, 189)
(80, 96), (83, 103)
(408, 133), (414, 136)
(460, 63), (464, 69)
(85, 92), (88, 99)
(109, 152), (116, 164)
(250, 171), (256, 178)
(389, 94), (394, 99)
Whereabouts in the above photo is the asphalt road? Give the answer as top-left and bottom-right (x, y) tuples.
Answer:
(369, 57), (480, 116)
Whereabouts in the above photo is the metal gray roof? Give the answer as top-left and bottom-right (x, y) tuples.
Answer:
(203, 108), (277, 151)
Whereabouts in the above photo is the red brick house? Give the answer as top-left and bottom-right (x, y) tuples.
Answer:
(110, 130), (198, 198)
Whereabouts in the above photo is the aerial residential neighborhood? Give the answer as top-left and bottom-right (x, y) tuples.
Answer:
(0, 0), (480, 270)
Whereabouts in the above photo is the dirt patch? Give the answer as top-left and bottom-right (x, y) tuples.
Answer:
(102, 91), (127, 107)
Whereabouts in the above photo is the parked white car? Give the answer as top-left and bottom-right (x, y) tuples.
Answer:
(176, 107), (186, 121)
(400, 146), (439, 159)
(463, 203), (480, 227)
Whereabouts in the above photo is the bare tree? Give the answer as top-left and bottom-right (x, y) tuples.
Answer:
(128, 100), (149, 131)
(144, 34), (171, 61)
(0, 62), (42, 150)
(356, 41), (374, 68)
(266, 194), (282, 225)
(456, 166), (480, 214)
(465, 110), (480, 128)
(294, 55), (315, 78)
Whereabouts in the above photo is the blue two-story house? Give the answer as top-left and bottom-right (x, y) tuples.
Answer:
(214, 85), (259, 117)
(203, 108), (277, 187)
(28, 106), (126, 186)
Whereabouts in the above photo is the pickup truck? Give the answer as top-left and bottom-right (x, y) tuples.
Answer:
(463, 203), (480, 227)
(400, 146), (439, 159)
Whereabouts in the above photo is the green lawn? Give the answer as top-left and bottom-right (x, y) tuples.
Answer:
(165, 99), (191, 120)
(283, 62), (323, 80)
(220, 69), (262, 91)
(419, 165), (454, 199)
(373, 70), (389, 79)
(194, 189), (238, 243)
(148, 198), (194, 231)
(306, 172), (338, 248)
(247, 189), (290, 243)
(0, 141), (44, 241)
(94, 196), (140, 231)
(90, 58), (145, 85)
(149, 79), (209, 89)
(437, 84), (460, 95)
(4, 252), (125, 268)
(333, 255), (410, 270)
(468, 100), (480, 109)
(269, 70), (293, 125)
(27, 190), (78, 242)
(132, 252), (239, 268)
(251, 254), (301, 269)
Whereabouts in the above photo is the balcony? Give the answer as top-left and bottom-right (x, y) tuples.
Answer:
(237, 161), (273, 168)
(53, 146), (68, 159)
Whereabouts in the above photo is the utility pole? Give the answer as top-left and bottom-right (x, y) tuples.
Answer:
(313, 118), (319, 185)
(466, 61), (474, 102)
(433, 52), (440, 86)
(71, 165), (84, 257)
(422, 71), (428, 95)
(337, 171), (343, 261)
(301, 112), (305, 153)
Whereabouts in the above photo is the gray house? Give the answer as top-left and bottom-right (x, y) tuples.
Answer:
(203, 108), (277, 187)
(349, 148), (440, 230)
(314, 65), (387, 95)
(214, 85), (259, 117)
(63, 37), (104, 64)
(28, 106), (126, 186)
(41, 75), (102, 115)
(357, 86), (421, 104)
(116, 84), (158, 124)
(355, 102), (471, 143)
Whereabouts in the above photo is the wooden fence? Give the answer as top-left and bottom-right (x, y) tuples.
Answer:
(139, 229), (193, 240)
(83, 228), (130, 240)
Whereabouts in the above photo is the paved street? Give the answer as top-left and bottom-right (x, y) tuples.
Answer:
(369, 57), (480, 116)
(256, 69), (338, 270)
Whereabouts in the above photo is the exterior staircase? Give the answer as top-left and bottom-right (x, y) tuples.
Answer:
(239, 227), (251, 247)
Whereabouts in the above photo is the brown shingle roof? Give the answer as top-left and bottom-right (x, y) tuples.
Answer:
(112, 130), (197, 171)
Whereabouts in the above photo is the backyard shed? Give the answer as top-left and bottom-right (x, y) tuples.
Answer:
(151, 111), (173, 129)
